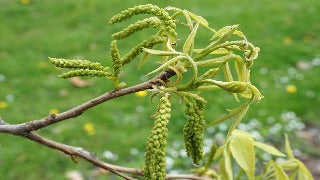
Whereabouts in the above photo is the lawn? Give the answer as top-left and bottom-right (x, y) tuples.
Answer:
(0, 0), (319, 179)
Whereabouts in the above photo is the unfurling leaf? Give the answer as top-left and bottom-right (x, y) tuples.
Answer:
(223, 61), (239, 101)
(271, 160), (289, 180)
(188, 11), (209, 27)
(193, 48), (229, 55)
(285, 134), (295, 159)
(183, 22), (199, 55)
(295, 160), (314, 180)
(143, 48), (181, 56)
(220, 148), (233, 180)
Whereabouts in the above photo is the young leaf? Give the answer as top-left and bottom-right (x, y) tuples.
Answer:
(271, 161), (290, 180)
(295, 160), (314, 180)
(188, 11), (209, 27)
(254, 142), (286, 157)
(207, 104), (244, 127)
(213, 146), (224, 161)
(227, 105), (249, 137)
(143, 48), (181, 56)
(229, 130), (255, 180)
(223, 61), (239, 101)
(183, 22), (199, 55)
(234, 55), (248, 82)
(182, 10), (193, 28)
(193, 48), (229, 55)
(220, 148), (233, 180)
(195, 54), (236, 67)
(234, 30), (247, 41)
(147, 55), (185, 75)
(285, 134), (295, 159)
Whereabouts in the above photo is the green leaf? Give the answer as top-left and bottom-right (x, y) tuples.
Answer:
(183, 22), (199, 54)
(229, 130), (255, 180)
(285, 134), (295, 159)
(271, 161), (290, 180)
(254, 142), (286, 157)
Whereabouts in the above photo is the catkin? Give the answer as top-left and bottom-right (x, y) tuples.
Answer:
(59, 69), (110, 79)
(110, 40), (122, 79)
(144, 94), (171, 180)
(112, 17), (161, 40)
(108, 4), (176, 36)
(121, 35), (166, 65)
(49, 58), (105, 71)
(183, 100), (206, 165)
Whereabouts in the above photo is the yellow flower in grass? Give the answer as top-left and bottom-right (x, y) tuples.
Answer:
(0, 101), (8, 109)
(21, 0), (31, 5)
(49, 108), (59, 114)
(286, 85), (297, 93)
(135, 90), (147, 97)
(83, 123), (96, 136)
(283, 36), (293, 45)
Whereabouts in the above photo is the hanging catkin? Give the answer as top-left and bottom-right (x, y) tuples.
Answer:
(183, 100), (206, 165)
(144, 94), (171, 180)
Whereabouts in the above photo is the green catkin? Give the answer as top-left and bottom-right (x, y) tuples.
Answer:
(121, 35), (166, 65)
(183, 100), (206, 165)
(49, 58), (105, 71)
(110, 40), (122, 79)
(112, 17), (161, 40)
(108, 4), (176, 36)
(144, 94), (171, 180)
(59, 69), (110, 79)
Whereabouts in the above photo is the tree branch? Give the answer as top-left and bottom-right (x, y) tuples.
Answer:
(0, 70), (211, 179)
(0, 70), (175, 134)
(1, 117), (211, 179)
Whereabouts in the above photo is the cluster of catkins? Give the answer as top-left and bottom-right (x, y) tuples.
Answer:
(183, 100), (206, 165)
(144, 94), (171, 180)
(108, 4), (177, 65)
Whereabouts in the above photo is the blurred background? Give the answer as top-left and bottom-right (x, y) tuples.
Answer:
(0, 0), (319, 179)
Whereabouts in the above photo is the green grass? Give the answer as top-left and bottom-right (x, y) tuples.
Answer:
(0, 0), (319, 179)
